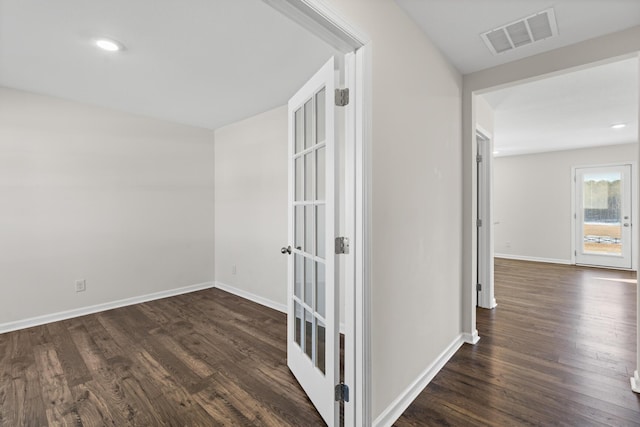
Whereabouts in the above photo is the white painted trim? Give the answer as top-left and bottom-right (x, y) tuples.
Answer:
(476, 131), (495, 310)
(372, 334), (466, 427)
(571, 165), (577, 266)
(262, 0), (368, 53)
(632, 370), (640, 393)
(463, 330), (481, 345)
(214, 281), (347, 334)
(342, 49), (358, 427)
(475, 125), (493, 141)
(354, 43), (373, 427)
(214, 281), (287, 313)
(495, 253), (571, 265)
(0, 282), (215, 335)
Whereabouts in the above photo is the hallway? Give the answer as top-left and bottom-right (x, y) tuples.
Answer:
(396, 258), (640, 426)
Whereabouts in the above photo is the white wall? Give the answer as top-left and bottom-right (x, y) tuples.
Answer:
(214, 106), (289, 307)
(494, 143), (638, 263)
(0, 87), (215, 327)
(476, 95), (494, 137)
(328, 0), (463, 421)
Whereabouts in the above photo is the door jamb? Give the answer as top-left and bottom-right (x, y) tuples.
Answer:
(261, 1), (372, 425)
(476, 129), (497, 310)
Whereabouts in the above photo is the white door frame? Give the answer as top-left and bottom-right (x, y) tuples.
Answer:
(571, 162), (637, 270)
(476, 130), (497, 309)
(262, 1), (372, 424)
(464, 43), (640, 393)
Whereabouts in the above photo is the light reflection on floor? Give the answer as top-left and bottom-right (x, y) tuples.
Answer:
(595, 277), (638, 284)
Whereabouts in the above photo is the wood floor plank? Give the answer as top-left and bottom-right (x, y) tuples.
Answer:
(194, 363), (291, 426)
(67, 322), (137, 426)
(33, 345), (80, 426)
(132, 349), (215, 426)
(0, 330), (48, 427)
(45, 322), (92, 389)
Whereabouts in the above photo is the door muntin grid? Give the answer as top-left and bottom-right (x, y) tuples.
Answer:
(581, 171), (623, 256)
(292, 87), (327, 374)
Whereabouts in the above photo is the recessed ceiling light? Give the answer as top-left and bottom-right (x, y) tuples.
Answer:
(493, 151), (500, 155)
(611, 123), (626, 129)
(95, 38), (124, 52)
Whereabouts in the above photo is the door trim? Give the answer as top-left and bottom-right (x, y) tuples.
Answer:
(261, 1), (372, 425)
(476, 130), (497, 310)
(571, 162), (637, 270)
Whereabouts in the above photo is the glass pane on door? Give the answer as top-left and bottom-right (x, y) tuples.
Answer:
(316, 89), (326, 144)
(305, 310), (314, 360)
(305, 258), (313, 307)
(304, 100), (313, 149)
(295, 108), (304, 154)
(295, 157), (303, 201)
(294, 254), (303, 298)
(316, 318), (326, 374)
(582, 171), (622, 255)
(294, 301), (303, 347)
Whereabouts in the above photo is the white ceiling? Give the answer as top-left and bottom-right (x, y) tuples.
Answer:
(1, 0), (638, 157)
(395, 0), (640, 75)
(481, 57), (638, 157)
(395, 0), (640, 157)
(0, 0), (338, 130)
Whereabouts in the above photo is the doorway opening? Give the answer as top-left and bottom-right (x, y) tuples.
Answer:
(474, 56), (638, 322)
(267, 1), (372, 425)
(469, 52), (639, 394)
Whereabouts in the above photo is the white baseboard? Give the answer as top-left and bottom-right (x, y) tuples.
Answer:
(214, 281), (347, 334)
(0, 281), (215, 335)
(214, 281), (287, 313)
(462, 330), (480, 345)
(495, 253), (571, 265)
(632, 370), (640, 393)
(373, 334), (466, 427)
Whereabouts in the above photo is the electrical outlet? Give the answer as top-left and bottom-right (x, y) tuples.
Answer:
(232, 264), (237, 275)
(75, 279), (86, 293)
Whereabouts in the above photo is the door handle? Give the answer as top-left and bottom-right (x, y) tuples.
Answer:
(624, 223), (630, 227)
(281, 245), (292, 255)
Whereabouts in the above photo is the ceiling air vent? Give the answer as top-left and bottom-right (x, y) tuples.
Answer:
(481, 8), (558, 55)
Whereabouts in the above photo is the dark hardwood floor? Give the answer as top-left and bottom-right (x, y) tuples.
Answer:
(0, 288), (325, 426)
(2, 259), (639, 426)
(396, 258), (640, 426)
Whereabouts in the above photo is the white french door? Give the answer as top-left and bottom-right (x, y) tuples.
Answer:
(575, 164), (632, 269)
(285, 57), (338, 426)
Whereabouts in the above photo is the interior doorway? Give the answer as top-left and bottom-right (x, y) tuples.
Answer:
(469, 53), (639, 395)
(266, 2), (371, 425)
